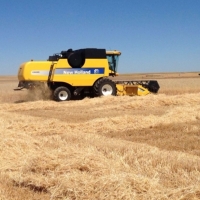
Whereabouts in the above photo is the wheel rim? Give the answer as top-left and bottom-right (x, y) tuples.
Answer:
(58, 91), (68, 101)
(101, 84), (113, 96)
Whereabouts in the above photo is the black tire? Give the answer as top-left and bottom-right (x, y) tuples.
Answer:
(68, 52), (85, 68)
(53, 86), (71, 101)
(146, 81), (160, 93)
(93, 78), (117, 97)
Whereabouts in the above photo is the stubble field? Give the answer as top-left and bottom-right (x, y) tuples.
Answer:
(0, 73), (200, 200)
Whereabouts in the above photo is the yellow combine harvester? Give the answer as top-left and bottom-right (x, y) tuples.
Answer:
(15, 48), (159, 101)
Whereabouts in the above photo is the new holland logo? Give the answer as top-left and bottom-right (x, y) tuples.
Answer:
(55, 68), (104, 75)
(94, 69), (99, 74)
(63, 70), (91, 74)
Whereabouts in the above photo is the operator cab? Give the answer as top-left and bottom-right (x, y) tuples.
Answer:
(106, 50), (121, 76)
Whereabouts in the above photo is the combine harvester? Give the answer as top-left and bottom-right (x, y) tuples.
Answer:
(15, 48), (160, 101)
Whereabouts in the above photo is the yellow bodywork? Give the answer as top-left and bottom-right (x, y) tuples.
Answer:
(18, 61), (51, 82)
(116, 84), (150, 96)
(52, 59), (110, 86)
(18, 57), (112, 86)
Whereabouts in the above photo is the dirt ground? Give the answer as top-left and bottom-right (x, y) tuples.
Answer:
(0, 73), (200, 199)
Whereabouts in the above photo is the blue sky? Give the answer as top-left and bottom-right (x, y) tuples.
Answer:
(0, 0), (200, 75)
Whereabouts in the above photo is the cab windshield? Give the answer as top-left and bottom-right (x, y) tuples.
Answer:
(106, 55), (119, 73)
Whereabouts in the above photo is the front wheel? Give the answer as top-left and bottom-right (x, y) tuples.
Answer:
(93, 78), (117, 97)
(53, 86), (71, 101)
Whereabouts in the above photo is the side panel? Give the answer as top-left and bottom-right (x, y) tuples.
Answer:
(52, 58), (109, 86)
(18, 61), (52, 81)
(18, 58), (110, 86)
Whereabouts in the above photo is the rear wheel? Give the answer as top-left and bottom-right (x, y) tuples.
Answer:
(53, 86), (71, 101)
(93, 78), (117, 97)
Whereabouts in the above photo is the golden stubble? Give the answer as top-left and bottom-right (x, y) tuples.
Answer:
(0, 76), (200, 200)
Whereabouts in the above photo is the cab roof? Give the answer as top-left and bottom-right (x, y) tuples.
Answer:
(106, 50), (121, 55)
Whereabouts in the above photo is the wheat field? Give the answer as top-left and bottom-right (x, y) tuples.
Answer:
(0, 75), (200, 200)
